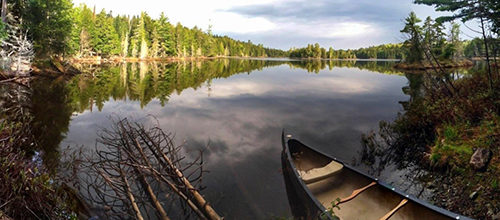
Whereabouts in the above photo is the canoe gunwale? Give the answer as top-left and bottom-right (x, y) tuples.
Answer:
(281, 131), (473, 220)
(281, 132), (333, 219)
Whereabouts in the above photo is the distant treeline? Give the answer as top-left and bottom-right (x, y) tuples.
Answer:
(288, 37), (496, 60)
(288, 43), (405, 60)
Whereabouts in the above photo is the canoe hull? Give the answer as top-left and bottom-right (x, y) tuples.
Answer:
(282, 149), (326, 219)
(280, 132), (472, 220)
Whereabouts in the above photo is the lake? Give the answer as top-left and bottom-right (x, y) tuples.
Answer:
(3, 59), (426, 219)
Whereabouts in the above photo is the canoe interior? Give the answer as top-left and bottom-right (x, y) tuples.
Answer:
(287, 139), (453, 220)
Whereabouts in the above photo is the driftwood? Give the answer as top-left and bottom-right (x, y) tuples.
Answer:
(70, 118), (222, 220)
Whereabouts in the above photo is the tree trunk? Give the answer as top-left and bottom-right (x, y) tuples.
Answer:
(1, 0), (6, 23)
(480, 17), (494, 91)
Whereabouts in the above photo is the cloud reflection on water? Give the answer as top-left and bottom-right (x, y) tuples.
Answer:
(62, 61), (408, 219)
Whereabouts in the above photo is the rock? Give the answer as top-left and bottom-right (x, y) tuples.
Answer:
(488, 210), (495, 217)
(493, 213), (500, 220)
(469, 148), (492, 170)
(469, 191), (478, 200)
(487, 204), (494, 216)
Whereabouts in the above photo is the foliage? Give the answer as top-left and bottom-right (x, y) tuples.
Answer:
(289, 44), (357, 59)
(20, 0), (73, 56)
(0, 20), (7, 42)
(92, 10), (120, 56)
(321, 198), (341, 220)
(353, 44), (405, 59)
(422, 16), (446, 58)
(289, 43), (405, 60)
(401, 12), (424, 63)
(414, 0), (500, 91)
(414, 0), (500, 35)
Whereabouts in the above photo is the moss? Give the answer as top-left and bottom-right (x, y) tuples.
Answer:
(430, 114), (499, 170)
(443, 125), (459, 142)
(491, 179), (499, 189)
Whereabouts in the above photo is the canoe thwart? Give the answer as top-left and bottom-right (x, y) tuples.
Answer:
(299, 160), (343, 184)
(380, 199), (409, 220)
(338, 181), (377, 204)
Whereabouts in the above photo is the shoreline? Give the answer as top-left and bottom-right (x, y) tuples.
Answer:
(394, 59), (474, 70)
(68, 56), (404, 64)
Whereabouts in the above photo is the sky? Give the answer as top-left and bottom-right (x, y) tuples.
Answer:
(72, 0), (480, 50)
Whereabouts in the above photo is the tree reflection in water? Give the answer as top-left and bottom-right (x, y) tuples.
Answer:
(357, 68), (480, 198)
(0, 79), (73, 173)
(0, 58), (416, 218)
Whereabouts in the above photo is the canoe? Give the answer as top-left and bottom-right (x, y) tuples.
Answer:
(281, 132), (473, 220)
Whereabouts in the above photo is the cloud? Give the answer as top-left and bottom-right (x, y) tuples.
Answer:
(226, 0), (409, 24)
(219, 0), (462, 49)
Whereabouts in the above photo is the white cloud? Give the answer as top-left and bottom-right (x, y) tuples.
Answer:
(72, 0), (279, 33)
(211, 12), (276, 33)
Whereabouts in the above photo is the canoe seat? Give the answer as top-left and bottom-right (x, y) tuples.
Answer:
(299, 161), (343, 184)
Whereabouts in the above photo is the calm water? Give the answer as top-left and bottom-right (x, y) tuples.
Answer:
(3, 59), (421, 218)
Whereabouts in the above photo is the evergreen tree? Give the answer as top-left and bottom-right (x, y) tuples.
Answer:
(156, 13), (174, 57)
(130, 14), (149, 58)
(150, 25), (160, 58)
(93, 10), (120, 56)
(22, 0), (73, 56)
(400, 12), (423, 63)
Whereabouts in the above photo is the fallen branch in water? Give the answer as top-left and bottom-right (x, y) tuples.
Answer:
(69, 117), (221, 220)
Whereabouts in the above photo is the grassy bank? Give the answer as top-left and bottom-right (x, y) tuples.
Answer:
(423, 73), (499, 218)
(361, 69), (499, 218)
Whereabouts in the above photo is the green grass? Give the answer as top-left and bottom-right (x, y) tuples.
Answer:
(430, 123), (474, 168)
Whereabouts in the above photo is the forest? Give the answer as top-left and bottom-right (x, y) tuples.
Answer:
(67, 5), (287, 59)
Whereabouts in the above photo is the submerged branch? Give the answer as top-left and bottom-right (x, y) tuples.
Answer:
(68, 117), (221, 220)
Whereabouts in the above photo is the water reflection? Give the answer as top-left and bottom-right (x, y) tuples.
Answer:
(1, 59), (415, 218)
(54, 59), (408, 218)
(0, 79), (73, 172)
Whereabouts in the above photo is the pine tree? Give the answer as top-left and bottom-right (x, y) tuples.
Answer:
(400, 12), (423, 63)
(92, 10), (120, 56)
(22, 0), (73, 56)
(156, 13), (173, 57)
(130, 13), (149, 58)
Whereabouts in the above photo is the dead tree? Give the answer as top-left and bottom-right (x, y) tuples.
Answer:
(70, 118), (222, 220)
(0, 13), (34, 78)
